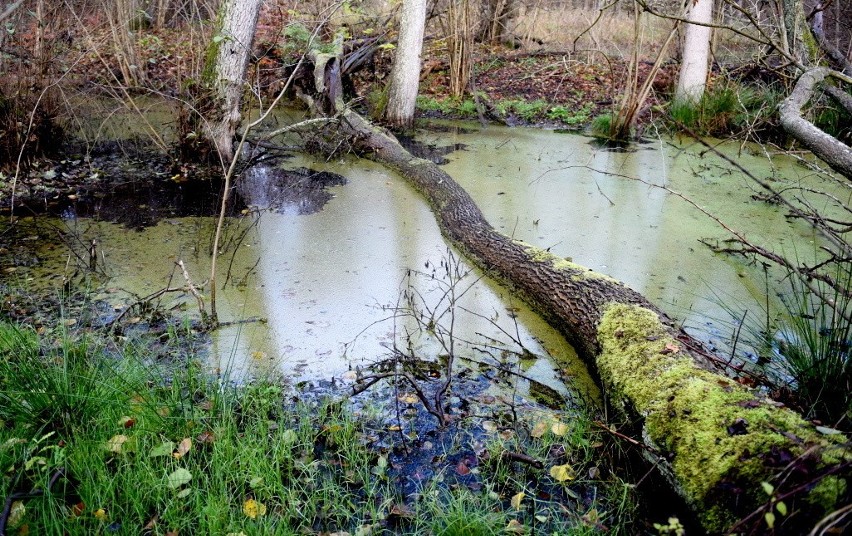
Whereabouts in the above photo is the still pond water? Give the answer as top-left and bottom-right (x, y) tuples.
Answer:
(12, 121), (843, 403)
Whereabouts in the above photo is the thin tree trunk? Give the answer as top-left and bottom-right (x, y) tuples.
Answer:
(675, 0), (714, 102)
(447, 0), (472, 98)
(201, 0), (262, 162)
(384, 0), (427, 128)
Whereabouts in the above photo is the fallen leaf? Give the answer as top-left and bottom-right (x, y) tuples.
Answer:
(499, 429), (514, 441)
(530, 421), (548, 438)
(354, 524), (376, 536)
(550, 463), (576, 482)
(176, 488), (192, 499)
(455, 460), (471, 475)
(150, 441), (175, 458)
(816, 425), (843, 435)
(118, 416), (136, 429)
(243, 499), (267, 519)
(8, 501), (24, 528)
(173, 438), (192, 459)
(550, 421), (569, 436)
(70, 502), (85, 517)
(388, 503), (414, 519)
(662, 342), (680, 354)
(398, 393), (419, 404)
(511, 491), (525, 510)
(94, 508), (107, 521)
(166, 468), (192, 489)
(197, 431), (215, 444)
(143, 515), (158, 530)
(249, 477), (264, 488)
(480, 420), (498, 433)
(105, 435), (128, 454)
(505, 519), (527, 533)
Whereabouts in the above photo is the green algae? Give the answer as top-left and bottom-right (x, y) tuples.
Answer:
(596, 303), (848, 532)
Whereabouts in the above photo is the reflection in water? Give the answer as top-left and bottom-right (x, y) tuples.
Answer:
(434, 126), (839, 347)
(10, 125), (840, 404)
(35, 153), (592, 404)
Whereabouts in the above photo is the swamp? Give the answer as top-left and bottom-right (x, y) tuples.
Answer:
(0, 0), (851, 534)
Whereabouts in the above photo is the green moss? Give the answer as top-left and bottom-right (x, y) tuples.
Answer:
(596, 303), (848, 532)
(515, 240), (619, 283)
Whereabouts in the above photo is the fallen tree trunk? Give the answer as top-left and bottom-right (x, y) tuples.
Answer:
(779, 67), (852, 180)
(295, 55), (850, 534)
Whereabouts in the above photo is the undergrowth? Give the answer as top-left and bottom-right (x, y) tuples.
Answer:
(0, 320), (643, 534)
(668, 79), (783, 139)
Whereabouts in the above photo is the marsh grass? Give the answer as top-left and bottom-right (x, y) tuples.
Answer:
(668, 80), (784, 139)
(774, 266), (852, 425)
(0, 320), (644, 534)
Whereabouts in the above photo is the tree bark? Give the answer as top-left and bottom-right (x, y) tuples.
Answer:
(383, 0), (427, 128)
(675, 0), (714, 103)
(297, 58), (850, 533)
(779, 67), (852, 180)
(202, 0), (262, 163)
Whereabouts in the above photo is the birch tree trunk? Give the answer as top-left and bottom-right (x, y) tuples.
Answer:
(202, 0), (262, 162)
(383, 0), (427, 128)
(675, 0), (714, 103)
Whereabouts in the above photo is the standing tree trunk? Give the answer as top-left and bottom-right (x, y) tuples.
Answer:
(202, 0), (262, 162)
(782, 0), (814, 65)
(383, 0), (427, 128)
(675, 0), (714, 103)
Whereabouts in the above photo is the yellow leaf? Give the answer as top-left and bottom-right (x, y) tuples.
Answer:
(505, 519), (527, 533)
(173, 438), (192, 459)
(94, 508), (107, 521)
(8, 501), (25, 528)
(398, 393), (418, 404)
(510, 491), (525, 510)
(530, 421), (548, 438)
(105, 435), (128, 454)
(550, 421), (569, 436)
(549, 463), (575, 482)
(243, 499), (267, 519)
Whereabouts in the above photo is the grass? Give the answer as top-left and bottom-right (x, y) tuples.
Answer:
(0, 320), (644, 534)
(773, 265), (852, 425)
(416, 95), (593, 126)
(667, 79), (784, 139)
